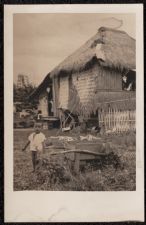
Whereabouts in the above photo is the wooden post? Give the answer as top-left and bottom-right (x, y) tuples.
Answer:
(98, 109), (101, 128)
(134, 110), (136, 131)
(52, 77), (57, 116)
(109, 107), (111, 130)
(121, 110), (123, 133)
(104, 111), (106, 132)
(74, 153), (80, 173)
(113, 108), (115, 133)
(116, 109), (118, 133)
(111, 108), (113, 132)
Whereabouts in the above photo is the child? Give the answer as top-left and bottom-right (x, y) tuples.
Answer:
(22, 122), (46, 172)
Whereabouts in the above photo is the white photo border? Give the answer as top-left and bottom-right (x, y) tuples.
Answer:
(4, 4), (144, 222)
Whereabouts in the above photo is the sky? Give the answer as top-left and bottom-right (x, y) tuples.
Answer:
(13, 13), (135, 86)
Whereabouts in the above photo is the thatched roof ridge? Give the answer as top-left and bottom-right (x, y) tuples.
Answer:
(50, 26), (136, 78)
(29, 73), (51, 99)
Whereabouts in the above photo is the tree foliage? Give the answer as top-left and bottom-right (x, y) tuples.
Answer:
(14, 83), (38, 110)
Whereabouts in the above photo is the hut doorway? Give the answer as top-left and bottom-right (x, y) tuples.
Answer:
(46, 84), (54, 116)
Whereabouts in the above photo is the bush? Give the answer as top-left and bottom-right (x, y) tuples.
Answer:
(35, 158), (73, 188)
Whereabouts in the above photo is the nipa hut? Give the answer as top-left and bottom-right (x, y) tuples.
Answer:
(30, 27), (136, 133)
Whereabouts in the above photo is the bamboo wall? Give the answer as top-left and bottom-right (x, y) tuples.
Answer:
(70, 64), (123, 116)
(98, 108), (136, 133)
(59, 76), (69, 109)
(95, 66), (122, 90)
(38, 92), (48, 117)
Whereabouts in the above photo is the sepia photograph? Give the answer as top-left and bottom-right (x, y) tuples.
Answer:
(4, 4), (144, 222)
(13, 13), (137, 191)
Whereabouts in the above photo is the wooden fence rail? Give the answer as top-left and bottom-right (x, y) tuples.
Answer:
(98, 109), (136, 133)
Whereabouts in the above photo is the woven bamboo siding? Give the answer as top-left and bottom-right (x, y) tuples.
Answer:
(95, 67), (122, 90)
(59, 76), (69, 109)
(98, 108), (136, 133)
(72, 71), (96, 106)
(72, 65), (123, 108)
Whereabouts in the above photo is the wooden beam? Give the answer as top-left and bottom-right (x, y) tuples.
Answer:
(48, 149), (108, 156)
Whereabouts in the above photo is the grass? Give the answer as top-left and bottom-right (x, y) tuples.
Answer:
(14, 129), (136, 191)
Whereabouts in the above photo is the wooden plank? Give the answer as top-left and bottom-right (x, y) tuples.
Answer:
(49, 149), (108, 156)
(74, 153), (80, 173)
(79, 153), (98, 160)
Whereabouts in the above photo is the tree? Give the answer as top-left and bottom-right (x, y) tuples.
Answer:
(14, 83), (38, 110)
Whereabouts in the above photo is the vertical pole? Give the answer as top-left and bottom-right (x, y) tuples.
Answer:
(127, 110), (129, 131)
(119, 110), (121, 133)
(135, 110), (136, 131)
(52, 77), (56, 116)
(104, 110), (106, 133)
(115, 109), (117, 133)
(121, 110), (123, 133)
(74, 153), (80, 174)
(124, 111), (126, 132)
(108, 108), (109, 130)
(117, 109), (119, 133)
(113, 108), (115, 133)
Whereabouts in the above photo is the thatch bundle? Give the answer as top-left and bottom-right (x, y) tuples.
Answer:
(91, 90), (136, 112)
(69, 90), (136, 117)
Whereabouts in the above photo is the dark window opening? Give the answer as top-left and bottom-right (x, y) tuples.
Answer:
(122, 70), (136, 91)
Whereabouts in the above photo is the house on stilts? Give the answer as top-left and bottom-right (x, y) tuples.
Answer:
(30, 27), (136, 133)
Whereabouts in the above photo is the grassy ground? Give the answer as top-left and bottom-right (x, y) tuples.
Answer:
(14, 129), (136, 191)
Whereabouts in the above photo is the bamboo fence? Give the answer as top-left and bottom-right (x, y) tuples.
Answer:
(98, 108), (135, 133)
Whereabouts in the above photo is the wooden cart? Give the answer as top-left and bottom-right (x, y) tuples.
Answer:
(48, 146), (112, 173)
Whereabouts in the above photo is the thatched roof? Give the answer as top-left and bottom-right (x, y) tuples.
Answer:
(50, 27), (135, 78)
(30, 27), (135, 100)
